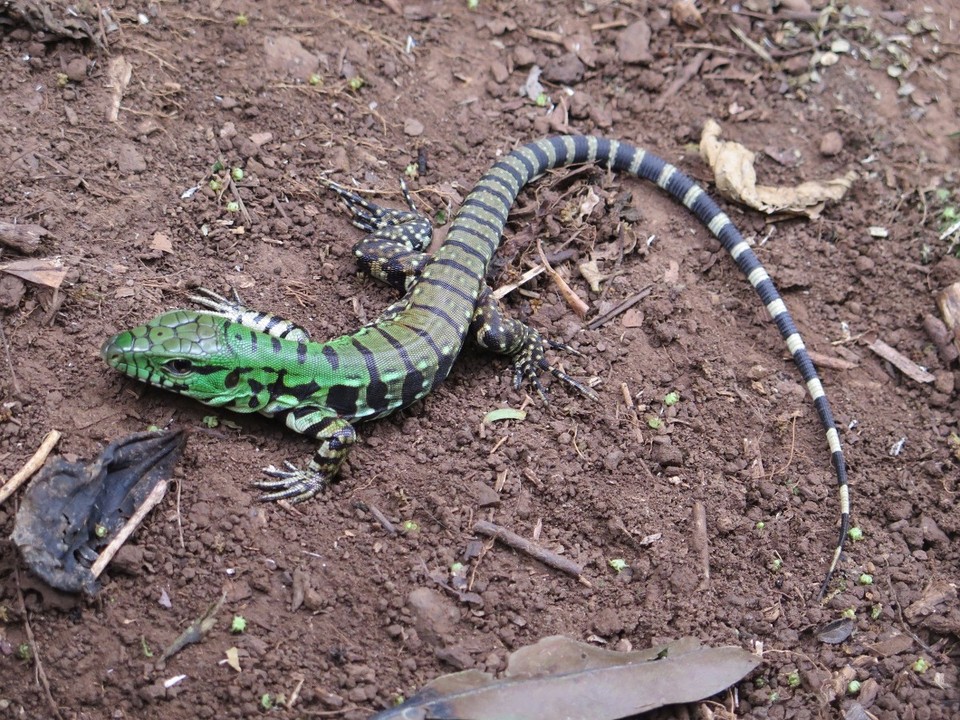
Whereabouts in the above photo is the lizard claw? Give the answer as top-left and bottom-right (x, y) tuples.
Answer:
(511, 330), (599, 402)
(256, 463), (329, 503)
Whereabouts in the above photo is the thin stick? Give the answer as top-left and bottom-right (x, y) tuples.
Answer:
(655, 50), (709, 110)
(536, 240), (589, 318)
(90, 480), (169, 579)
(691, 502), (711, 582)
(0, 430), (61, 506)
(0, 323), (22, 396)
(586, 284), (653, 330)
(15, 568), (65, 720)
(473, 519), (589, 585)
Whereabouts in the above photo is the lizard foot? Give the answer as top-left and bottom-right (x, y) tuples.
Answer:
(256, 461), (330, 503)
(322, 178), (432, 251)
(511, 329), (599, 402)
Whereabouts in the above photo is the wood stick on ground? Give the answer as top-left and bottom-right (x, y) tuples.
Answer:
(691, 501), (711, 583)
(90, 479), (169, 579)
(804, 349), (858, 372)
(655, 50), (709, 110)
(15, 568), (65, 720)
(536, 239), (589, 318)
(868, 338), (935, 384)
(586, 284), (653, 330)
(0, 429), (61, 506)
(473, 519), (589, 585)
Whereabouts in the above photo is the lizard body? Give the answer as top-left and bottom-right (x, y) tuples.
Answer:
(102, 135), (850, 596)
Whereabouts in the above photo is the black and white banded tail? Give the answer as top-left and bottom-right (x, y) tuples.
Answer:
(462, 136), (849, 597)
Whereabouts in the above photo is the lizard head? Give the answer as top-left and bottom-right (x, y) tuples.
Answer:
(101, 310), (258, 407)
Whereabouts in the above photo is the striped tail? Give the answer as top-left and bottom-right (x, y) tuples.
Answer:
(455, 135), (850, 598)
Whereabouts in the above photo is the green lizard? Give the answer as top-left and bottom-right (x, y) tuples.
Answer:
(101, 135), (850, 596)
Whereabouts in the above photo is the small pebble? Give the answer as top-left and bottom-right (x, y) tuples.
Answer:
(819, 131), (843, 156)
(404, 117), (425, 137)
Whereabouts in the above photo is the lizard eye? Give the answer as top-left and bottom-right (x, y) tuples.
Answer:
(163, 359), (194, 375)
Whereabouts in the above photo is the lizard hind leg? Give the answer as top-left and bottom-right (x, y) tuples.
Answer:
(470, 287), (598, 401)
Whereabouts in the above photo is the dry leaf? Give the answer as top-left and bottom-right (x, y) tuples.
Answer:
(672, 0), (704, 28)
(225, 647), (241, 672)
(150, 232), (173, 254)
(699, 119), (857, 219)
(106, 55), (133, 122)
(578, 259), (603, 293)
(0, 258), (66, 289)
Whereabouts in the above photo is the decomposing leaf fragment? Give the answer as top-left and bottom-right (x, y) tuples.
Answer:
(0, 258), (67, 289)
(699, 119), (857, 219)
(370, 635), (760, 720)
(106, 55), (133, 122)
(11, 430), (186, 595)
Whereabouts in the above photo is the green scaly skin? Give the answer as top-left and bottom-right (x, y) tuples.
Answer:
(102, 135), (851, 597)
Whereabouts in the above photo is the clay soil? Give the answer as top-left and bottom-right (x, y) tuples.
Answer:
(1, 1), (958, 718)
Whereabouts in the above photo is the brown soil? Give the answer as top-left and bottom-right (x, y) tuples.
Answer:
(1, 1), (958, 718)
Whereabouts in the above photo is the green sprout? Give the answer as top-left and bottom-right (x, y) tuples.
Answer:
(231, 167), (244, 182)
(231, 615), (247, 634)
(768, 691), (780, 702)
(401, 520), (420, 534)
(663, 391), (680, 407)
(847, 680), (861, 695)
(858, 573), (873, 586)
(435, 209), (447, 225)
(870, 604), (882, 620)
(847, 526), (864, 542)
(94, 524), (109, 539)
(17, 643), (32, 661)
(308, 73), (321, 86)
(234, 13), (249, 27)
(209, 178), (223, 192)
(786, 671), (800, 688)
(647, 416), (662, 430)
(535, 92), (549, 107)
(404, 163), (419, 179)
(260, 693), (273, 710)
(202, 415), (220, 428)
(841, 607), (856, 620)
(348, 76), (365, 91)
(140, 637), (154, 658)
(755, 521), (765, 531)
(212, 159), (225, 173)
(769, 556), (783, 572)
(55, 72), (69, 88)
(912, 657), (929, 673)
(467, 0), (479, 9)
(608, 558), (628, 573)
(226, 201), (240, 213)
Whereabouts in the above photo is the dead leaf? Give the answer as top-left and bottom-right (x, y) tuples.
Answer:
(150, 232), (173, 254)
(225, 647), (241, 672)
(0, 257), (66, 289)
(578, 259), (603, 293)
(369, 635), (760, 720)
(106, 55), (133, 122)
(672, 0), (704, 28)
(699, 119), (857, 219)
(578, 187), (602, 221)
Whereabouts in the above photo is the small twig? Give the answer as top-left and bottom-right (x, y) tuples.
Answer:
(691, 502), (711, 582)
(0, 430), (61, 506)
(228, 177), (252, 226)
(728, 25), (774, 63)
(0, 323), (22, 396)
(473, 519), (589, 585)
(90, 479), (169, 579)
(655, 50), (709, 110)
(362, 501), (398, 536)
(15, 568), (65, 720)
(586, 284), (654, 330)
(536, 239), (589, 318)
(805, 349), (858, 371)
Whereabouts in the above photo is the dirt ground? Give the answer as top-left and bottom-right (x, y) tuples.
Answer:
(1, 0), (958, 718)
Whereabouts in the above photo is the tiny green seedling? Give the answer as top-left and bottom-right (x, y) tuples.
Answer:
(212, 159), (225, 173)
(231, 615), (247, 634)
(535, 92), (549, 107)
(202, 415), (220, 428)
(401, 520), (420, 534)
(663, 390), (680, 407)
(226, 201), (240, 213)
(755, 521), (765, 531)
(847, 526), (864, 542)
(608, 558), (628, 573)
(348, 76), (365, 91)
(231, 167), (244, 182)
(140, 636), (154, 658)
(309, 73), (321, 86)
(17, 643), (32, 661)
(404, 163), (419, 180)
(870, 604), (882, 620)
(785, 670), (800, 688)
(769, 556), (783, 572)
(647, 416), (662, 430)
(858, 573), (873, 586)
(209, 178), (223, 192)
(912, 657), (929, 673)
(55, 72), (69, 88)
(435, 209), (447, 225)
(841, 607), (856, 620)
(234, 13), (249, 27)
(847, 680), (861, 695)
(467, 0), (479, 9)
(260, 693), (273, 710)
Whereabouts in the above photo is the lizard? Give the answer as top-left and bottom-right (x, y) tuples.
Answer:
(101, 135), (850, 597)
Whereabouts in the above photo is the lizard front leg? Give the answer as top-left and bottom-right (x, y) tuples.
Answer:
(189, 287), (311, 341)
(256, 414), (356, 503)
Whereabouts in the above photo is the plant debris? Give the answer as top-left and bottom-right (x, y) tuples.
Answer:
(11, 430), (186, 594)
(369, 635), (760, 719)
